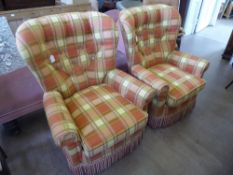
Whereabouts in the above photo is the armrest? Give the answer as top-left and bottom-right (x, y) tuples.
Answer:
(167, 51), (209, 78)
(131, 65), (169, 107)
(104, 69), (156, 110)
(43, 91), (82, 165)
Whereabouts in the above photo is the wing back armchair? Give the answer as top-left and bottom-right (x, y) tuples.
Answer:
(16, 12), (156, 175)
(119, 5), (209, 128)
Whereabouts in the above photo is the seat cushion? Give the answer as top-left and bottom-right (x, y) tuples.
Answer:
(149, 64), (206, 107)
(65, 84), (147, 158)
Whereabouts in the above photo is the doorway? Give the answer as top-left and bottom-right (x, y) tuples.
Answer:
(184, 0), (232, 38)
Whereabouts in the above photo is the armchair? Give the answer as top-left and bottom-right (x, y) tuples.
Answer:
(119, 5), (209, 128)
(16, 12), (156, 175)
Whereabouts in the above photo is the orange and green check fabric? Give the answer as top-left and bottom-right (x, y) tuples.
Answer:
(65, 84), (148, 158)
(119, 4), (181, 68)
(168, 50), (209, 78)
(131, 64), (169, 107)
(119, 4), (209, 77)
(17, 11), (156, 165)
(105, 69), (156, 109)
(43, 91), (80, 145)
(119, 5), (209, 108)
(16, 12), (118, 98)
(149, 64), (206, 107)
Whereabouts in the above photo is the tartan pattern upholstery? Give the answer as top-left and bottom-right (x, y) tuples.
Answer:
(149, 64), (206, 107)
(44, 91), (83, 165)
(105, 69), (156, 109)
(167, 51), (209, 78)
(119, 5), (209, 127)
(16, 12), (154, 173)
(131, 64), (169, 107)
(16, 12), (118, 98)
(148, 96), (196, 127)
(44, 91), (80, 145)
(65, 84), (148, 158)
(119, 4), (181, 68)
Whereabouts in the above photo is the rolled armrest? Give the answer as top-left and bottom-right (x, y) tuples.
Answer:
(105, 69), (156, 110)
(167, 51), (209, 78)
(43, 91), (82, 165)
(131, 65), (169, 107)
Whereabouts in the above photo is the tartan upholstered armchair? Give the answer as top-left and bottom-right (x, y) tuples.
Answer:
(119, 5), (209, 128)
(16, 12), (156, 175)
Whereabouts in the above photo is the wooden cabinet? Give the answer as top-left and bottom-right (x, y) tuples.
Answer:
(1, 0), (55, 10)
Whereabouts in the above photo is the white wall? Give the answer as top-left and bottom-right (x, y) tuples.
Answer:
(184, 0), (224, 35)
(61, 0), (90, 5)
(184, 0), (203, 35)
(195, 0), (217, 32)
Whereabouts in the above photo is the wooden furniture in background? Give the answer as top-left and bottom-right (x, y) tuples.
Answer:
(0, 4), (92, 34)
(224, 1), (233, 18)
(0, 16), (43, 125)
(0, 0), (55, 10)
(222, 30), (233, 60)
(0, 4), (91, 133)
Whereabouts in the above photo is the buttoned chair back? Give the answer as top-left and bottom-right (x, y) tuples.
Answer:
(16, 12), (157, 174)
(120, 5), (209, 128)
(120, 4), (181, 68)
(16, 12), (118, 98)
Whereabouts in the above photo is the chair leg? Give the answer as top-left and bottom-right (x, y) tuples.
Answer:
(225, 79), (233, 89)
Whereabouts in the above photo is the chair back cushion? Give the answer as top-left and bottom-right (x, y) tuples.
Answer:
(119, 5), (181, 68)
(16, 12), (118, 98)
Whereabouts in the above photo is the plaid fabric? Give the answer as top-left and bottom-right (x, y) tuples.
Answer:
(104, 69), (156, 109)
(83, 129), (143, 162)
(43, 91), (83, 164)
(43, 91), (80, 145)
(18, 11), (151, 171)
(148, 95), (196, 127)
(131, 64), (169, 107)
(119, 5), (181, 68)
(44, 91), (82, 165)
(119, 5), (209, 128)
(167, 51), (209, 78)
(16, 12), (118, 98)
(65, 84), (148, 158)
(149, 64), (206, 107)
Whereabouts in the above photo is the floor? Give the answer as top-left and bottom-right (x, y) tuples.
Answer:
(196, 19), (233, 44)
(1, 20), (233, 175)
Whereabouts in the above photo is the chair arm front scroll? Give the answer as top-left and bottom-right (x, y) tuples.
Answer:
(104, 69), (156, 110)
(167, 50), (209, 78)
(131, 65), (169, 107)
(43, 91), (82, 166)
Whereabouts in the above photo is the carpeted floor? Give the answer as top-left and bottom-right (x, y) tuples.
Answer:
(1, 21), (233, 175)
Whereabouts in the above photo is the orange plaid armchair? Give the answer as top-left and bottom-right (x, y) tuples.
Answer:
(16, 12), (156, 175)
(119, 5), (209, 128)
